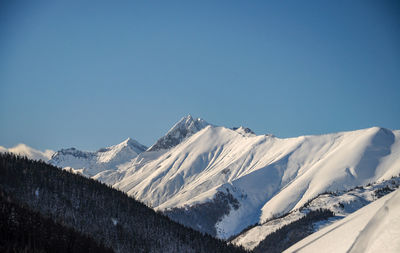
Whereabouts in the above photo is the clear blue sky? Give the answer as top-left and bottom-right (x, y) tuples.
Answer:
(1, 0), (399, 151)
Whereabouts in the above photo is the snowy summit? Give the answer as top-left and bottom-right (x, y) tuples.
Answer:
(147, 115), (210, 151)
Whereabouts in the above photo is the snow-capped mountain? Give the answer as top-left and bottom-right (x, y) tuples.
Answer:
(49, 138), (147, 176)
(13, 115), (399, 247)
(0, 144), (54, 161)
(90, 121), (400, 240)
(285, 187), (400, 253)
(147, 115), (210, 151)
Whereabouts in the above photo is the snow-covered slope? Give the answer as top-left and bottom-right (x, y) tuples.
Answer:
(0, 144), (54, 161)
(95, 124), (400, 238)
(49, 138), (147, 176)
(285, 188), (400, 253)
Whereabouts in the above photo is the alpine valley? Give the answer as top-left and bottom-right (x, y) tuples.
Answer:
(2, 115), (400, 252)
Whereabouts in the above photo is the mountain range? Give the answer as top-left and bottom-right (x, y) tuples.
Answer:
(2, 115), (399, 251)
(50, 137), (147, 177)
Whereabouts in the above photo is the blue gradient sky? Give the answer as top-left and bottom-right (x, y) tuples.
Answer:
(1, 0), (399, 151)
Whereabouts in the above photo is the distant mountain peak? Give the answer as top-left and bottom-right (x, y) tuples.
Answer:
(0, 144), (54, 161)
(147, 115), (211, 152)
(124, 137), (134, 143)
(184, 114), (193, 120)
(173, 114), (209, 131)
(119, 137), (148, 153)
(49, 138), (147, 176)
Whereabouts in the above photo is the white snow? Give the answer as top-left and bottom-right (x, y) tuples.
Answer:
(0, 144), (54, 161)
(285, 188), (400, 253)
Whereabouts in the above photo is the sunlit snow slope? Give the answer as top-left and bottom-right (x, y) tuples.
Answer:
(95, 122), (400, 239)
(284, 188), (400, 253)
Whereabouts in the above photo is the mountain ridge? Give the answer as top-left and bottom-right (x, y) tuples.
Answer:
(105, 125), (400, 239)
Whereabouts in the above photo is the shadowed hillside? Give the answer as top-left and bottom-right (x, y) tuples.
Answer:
(0, 153), (247, 253)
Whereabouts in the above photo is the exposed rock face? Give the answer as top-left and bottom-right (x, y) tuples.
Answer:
(232, 126), (256, 136)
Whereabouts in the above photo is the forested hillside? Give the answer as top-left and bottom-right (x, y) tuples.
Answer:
(0, 153), (246, 253)
(0, 189), (113, 253)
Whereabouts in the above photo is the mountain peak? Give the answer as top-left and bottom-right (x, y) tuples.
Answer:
(174, 115), (208, 130)
(122, 137), (135, 146)
(120, 137), (148, 153)
(147, 115), (211, 152)
(124, 137), (133, 142)
(0, 143), (54, 161)
(183, 114), (193, 120)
